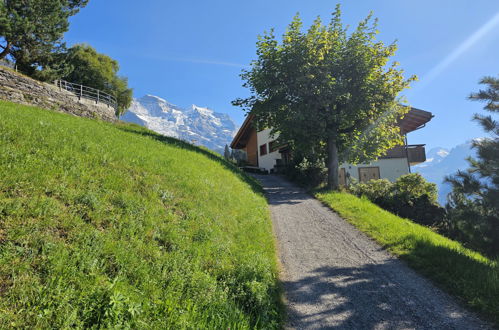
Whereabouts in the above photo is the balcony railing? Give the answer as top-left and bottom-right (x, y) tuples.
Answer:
(382, 144), (426, 165)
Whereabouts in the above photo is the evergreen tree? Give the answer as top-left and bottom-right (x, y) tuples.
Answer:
(0, 0), (88, 77)
(224, 144), (231, 160)
(446, 76), (499, 256)
(233, 5), (415, 189)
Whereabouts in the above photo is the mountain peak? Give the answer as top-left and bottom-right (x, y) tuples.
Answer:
(414, 142), (476, 204)
(121, 96), (238, 153)
(191, 104), (214, 116)
(436, 149), (449, 157)
(140, 94), (170, 104)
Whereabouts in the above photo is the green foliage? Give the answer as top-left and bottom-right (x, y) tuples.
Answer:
(0, 100), (282, 328)
(392, 173), (438, 204)
(284, 154), (327, 188)
(233, 5), (415, 189)
(350, 173), (444, 227)
(350, 178), (392, 203)
(0, 3), (132, 113)
(446, 76), (499, 257)
(0, 0), (88, 78)
(315, 191), (499, 325)
(63, 44), (133, 115)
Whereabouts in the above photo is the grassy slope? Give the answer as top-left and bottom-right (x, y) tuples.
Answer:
(315, 191), (499, 325)
(0, 100), (281, 328)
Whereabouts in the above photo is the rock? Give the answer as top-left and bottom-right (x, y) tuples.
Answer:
(0, 67), (116, 122)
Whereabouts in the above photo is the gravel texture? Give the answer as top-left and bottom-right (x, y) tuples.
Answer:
(254, 174), (489, 330)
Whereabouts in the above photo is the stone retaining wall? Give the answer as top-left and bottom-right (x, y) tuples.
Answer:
(0, 66), (116, 122)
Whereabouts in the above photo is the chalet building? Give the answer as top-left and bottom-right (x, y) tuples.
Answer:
(230, 108), (433, 184)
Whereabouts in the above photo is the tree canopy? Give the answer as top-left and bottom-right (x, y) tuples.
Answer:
(234, 5), (415, 189)
(0, 0), (88, 77)
(446, 76), (499, 256)
(63, 44), (133, 115)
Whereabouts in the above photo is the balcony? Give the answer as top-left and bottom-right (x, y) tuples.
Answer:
(382, 144), (426, 165)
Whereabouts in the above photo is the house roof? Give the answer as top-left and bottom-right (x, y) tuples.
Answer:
(398, 107), (433, 134)
(230, 114), (255, 149)
(230, 107), (433, 149)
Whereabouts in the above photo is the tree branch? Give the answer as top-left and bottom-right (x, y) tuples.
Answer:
(0, 41), (11, 60)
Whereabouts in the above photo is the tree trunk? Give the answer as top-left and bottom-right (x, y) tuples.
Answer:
(327, 135), (339, 190)
(0, 41), (11, 60)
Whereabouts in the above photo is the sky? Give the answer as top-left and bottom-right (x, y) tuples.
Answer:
(63, 0), (499, 151)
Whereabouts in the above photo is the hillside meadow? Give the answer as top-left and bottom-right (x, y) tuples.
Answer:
(0, 101), (282, 328)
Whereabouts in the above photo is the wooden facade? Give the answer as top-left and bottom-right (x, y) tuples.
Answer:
(245, 128), (258, 166)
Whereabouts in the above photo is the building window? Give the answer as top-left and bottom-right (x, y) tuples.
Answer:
(269, 141), (279, 153)
(358, 167), (380, 183)
(259, 144), (267, 156)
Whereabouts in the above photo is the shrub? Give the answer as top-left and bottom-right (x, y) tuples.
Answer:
(284, 157), (327, 188)
(349, 173), (445, 227)
(349, 179), (392, 207)
(392, 173), (438, 204)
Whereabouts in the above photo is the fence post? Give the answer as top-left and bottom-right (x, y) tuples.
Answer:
(80, 84), (83, 100)
(97, 90), (99, 104)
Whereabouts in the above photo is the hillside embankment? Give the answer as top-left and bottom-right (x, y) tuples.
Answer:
(0, 100), (281, 328)
(0, 66), (116, 122)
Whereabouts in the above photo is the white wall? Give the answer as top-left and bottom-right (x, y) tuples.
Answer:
(340, 158), (410, 183)
(256, 127), (410, 180)
(257, 129), (282, 171)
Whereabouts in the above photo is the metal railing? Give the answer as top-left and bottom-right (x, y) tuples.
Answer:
(54, 80), (117, 111)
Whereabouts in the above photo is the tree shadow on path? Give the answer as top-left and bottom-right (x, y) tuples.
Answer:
(283, 259), (489, 329)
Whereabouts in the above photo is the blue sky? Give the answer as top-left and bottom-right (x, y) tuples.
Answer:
(64, 0), (499, 150)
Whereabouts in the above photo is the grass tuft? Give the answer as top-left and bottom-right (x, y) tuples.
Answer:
(315, 190), (499, 326)
(0, 100), (282, 328)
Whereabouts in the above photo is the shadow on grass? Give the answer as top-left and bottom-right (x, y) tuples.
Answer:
(116, 123), (264, 195)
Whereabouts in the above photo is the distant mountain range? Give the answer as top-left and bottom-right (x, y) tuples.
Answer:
(121, 95), (238, 153)
(414, 141), (477, 205)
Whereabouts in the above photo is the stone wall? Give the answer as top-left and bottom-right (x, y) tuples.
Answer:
(0, 66), (116, 122)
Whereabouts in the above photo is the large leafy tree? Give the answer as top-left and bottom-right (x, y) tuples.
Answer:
(233, 6), (415, 189)
(0, 0), (88, 76)
(446, 76), (499, 256)
(63, 44), (133, 115)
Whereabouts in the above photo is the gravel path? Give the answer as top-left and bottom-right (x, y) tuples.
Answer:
(253, 174), (489, 330)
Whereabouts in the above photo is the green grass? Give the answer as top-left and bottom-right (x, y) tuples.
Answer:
(315, 191), (499, 325)
(0, 100), (282, 328)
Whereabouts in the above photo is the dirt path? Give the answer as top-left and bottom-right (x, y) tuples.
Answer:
(254, 174), (489, 329)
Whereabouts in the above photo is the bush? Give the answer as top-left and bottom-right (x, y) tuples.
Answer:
(350, 179), (392, 207)
(284, 157), (327, 188)
(349, 173), (446, 227)
(392, 173), (438, 204)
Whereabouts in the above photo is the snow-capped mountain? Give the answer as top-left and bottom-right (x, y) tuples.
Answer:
(414, 142), (476, 204)
(121, 95), (238, 153)
(416, 148), (450, 169)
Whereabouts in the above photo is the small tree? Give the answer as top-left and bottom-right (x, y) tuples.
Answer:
(446, 76), (499, 256)
(233, 5), (415, 189)
(224, 144), (231, 160)
(63, 44), (133, 115)
(0, 0), (88, 76)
